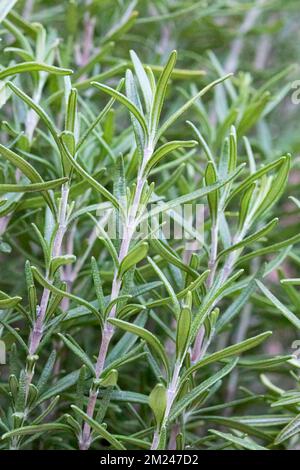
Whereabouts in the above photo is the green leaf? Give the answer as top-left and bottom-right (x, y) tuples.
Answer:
(205, 162), (219, 224)
(0, 62), (73, 80)
(143, 140), (197, 175)
(118, 242), (148, 278)
(157, 73), (232, 140)
(218, 218), (279, 260)
(100, 369), (118, 387)
(76, 78), (124, 151)
(216, 270), (262, 332)
(256, 280), (300, 329)
(228, 126), (237, 173)
(65, 88), (77, 133)
(238, 183), (255, 231)
(149, 384), (167, 429)
(236, 232), (300, 266)
(237, 91), (271, 136)
(0, 177), (68, 193)
(0, 320), (28, 353)
(91, 257), (105, 314)
(88, 213), (119, 267)
(150, 237), (197, 278)
(60, 131), (75, 174)
(103, 343), (147, 374)
(103, 2), (138, 42)
(71, 405), (126, 450)
(31, 266), (102, 324)
(114, 435), (150, 449)
(7, 81), (60, 147)
(49, 255), (76, 278)
(147, 256), (181, 317)
(57, 333), (95, 375)
(182, 331), (272, 380)
(254, 155), (290, 221)
(145, 164), (245, 220)
(38, 370), (80, 403)
(176, 307), (191, 360)
(36, 350), (56, 392)
(149, 50), (177, 138)
(275, 413), (300, 445)
(226, 156), (286, 206)
(59, 136), (120, 209)
(210, 430), (267, 450)
(0, 144), (57, 212)
(91, 81), (148, 138)
(1, 423), (70, 440)
(170, 359), (238, 421)
(130, 49), (153, 113)
(281, 278), (300, 286)
(0, 291), (22, 308)
(199, 416), (271, 441)
(108, 318), (170, 378)
(147, 270), (209, 309)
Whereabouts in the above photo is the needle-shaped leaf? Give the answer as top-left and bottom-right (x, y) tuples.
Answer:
(256, 280), (300, 329)
(76, 78), (124, 151)
(91, 81), (148, 138)
(149, 384), (167, 429)
(209, 430), (267, 450)
(147, 256), (181, 317)
(170, 359), (238, 421)
(1, 423), (70, 440)
(31, 266), (102, 325)
(0, 320), (28, 353)
(205, 162), (219, 225)
(238, 183), (255, 231)
(49, 255), (76, 278)
(125, 68), (145, 153)
(143, 140), (197, 175)
(88, 214), (119, 267)
(274, 413), (300, 445)
(176, 307), (191, 360)
(130, 49), (153, 113)
(57, 333), (95, 375)
(71, 405), (126, 449)
(65, 88), (77, 133)
(254, 155), (290, 221)
(108, 318), (170, 378)
(118, 242), (148, 278)
(226, 156), (286, 206)
(183, 331), (272, 380)
(0, 144), (57, 212)
(0, 177), (68, 193)
(0, 62), (73, 80)
(157, 73), (232, 141)
(217, 218), (279, 260)
(149, 50), (177, 138)
(7, 81), (61, 157)
(59, 135), (120, 209)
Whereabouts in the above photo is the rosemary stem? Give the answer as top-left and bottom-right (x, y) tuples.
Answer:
(29, 183), (70, 356)
(151, 361), (181, 450)
(79, 146), (152, 450)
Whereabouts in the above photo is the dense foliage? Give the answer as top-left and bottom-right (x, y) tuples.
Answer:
(0, 0), (300, 451)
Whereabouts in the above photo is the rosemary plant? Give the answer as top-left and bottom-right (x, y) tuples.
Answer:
(0, 0), (300, 452)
